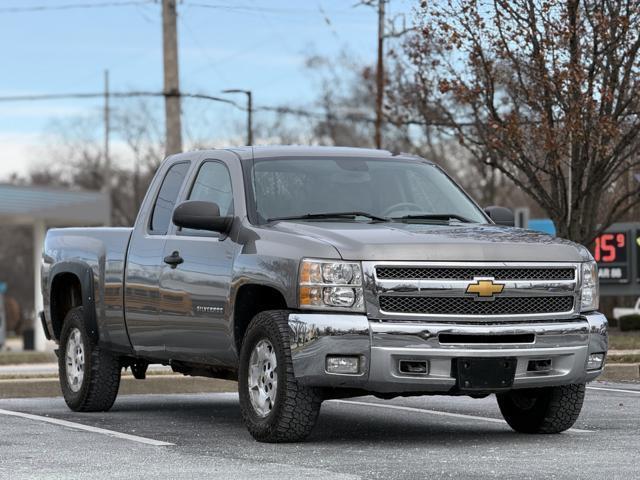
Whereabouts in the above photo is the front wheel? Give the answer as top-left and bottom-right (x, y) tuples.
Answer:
(497, 383), (586, 433)
(59, 307), (122, 412)
(238, 310), (322, 442)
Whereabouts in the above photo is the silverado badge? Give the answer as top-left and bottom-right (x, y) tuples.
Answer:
(465, 279), (505, 299)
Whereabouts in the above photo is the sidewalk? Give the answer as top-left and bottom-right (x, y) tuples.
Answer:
(0, 361), (236, 399)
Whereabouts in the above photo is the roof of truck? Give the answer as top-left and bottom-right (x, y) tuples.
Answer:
(226, 145), (432, 162)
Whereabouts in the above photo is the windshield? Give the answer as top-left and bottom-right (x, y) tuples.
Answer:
(250, 157), (487, 224)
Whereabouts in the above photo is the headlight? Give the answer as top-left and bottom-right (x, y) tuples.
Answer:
(299, 259), (364, 312)
(580, 261), (599, 312)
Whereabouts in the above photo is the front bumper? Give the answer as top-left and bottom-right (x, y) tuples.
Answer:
(288, 312), (608, 394)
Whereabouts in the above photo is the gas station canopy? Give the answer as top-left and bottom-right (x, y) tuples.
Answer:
(0, 183), (110, 225)
(0, 184), (111, 351)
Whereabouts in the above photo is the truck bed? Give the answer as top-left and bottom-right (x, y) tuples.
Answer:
(42, 227), (134, 351)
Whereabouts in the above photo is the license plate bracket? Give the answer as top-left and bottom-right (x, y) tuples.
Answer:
(456, 357), (517, 391)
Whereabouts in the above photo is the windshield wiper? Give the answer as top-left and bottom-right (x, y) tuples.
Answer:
(267, 211), (389, 223)
(391, 213), (474, 223)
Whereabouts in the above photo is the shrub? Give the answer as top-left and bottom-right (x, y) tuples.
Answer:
(619, 314), (640, 332)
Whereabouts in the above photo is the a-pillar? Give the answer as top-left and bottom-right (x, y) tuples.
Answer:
(33, 219), (47, 351)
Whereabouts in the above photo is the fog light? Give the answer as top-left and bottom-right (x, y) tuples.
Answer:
(587, 353), (605, 370)
(399, 360), (429, 375)
(326, 355), (360, 374)
(527, 359), (552, 372)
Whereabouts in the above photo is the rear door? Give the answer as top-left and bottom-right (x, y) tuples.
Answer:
(158, 152), (242, 364)
(124, 159), (192, 358)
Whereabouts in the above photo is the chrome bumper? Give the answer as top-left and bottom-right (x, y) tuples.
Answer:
(288, 312), (608, 393)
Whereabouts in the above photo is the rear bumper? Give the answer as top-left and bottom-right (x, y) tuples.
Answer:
(288, 312), (608, 394)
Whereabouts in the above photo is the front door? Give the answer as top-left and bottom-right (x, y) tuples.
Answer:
(159, 158), (239, 364)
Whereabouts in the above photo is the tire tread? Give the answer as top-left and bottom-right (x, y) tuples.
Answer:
(59, 307), (121, 412)
(497, 383), (586, 434)
(239, 310), (322, 442)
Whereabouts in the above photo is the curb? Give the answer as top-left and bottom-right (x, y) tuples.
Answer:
(0, 352), (57, 366)
(0, 375), (237, 399)
(601, 363), (640, 382)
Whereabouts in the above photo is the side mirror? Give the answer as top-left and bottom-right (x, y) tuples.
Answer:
(172, 200), (232, 233)
(484, 206), (515, 227)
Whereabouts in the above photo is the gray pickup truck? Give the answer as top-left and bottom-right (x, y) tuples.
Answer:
(41, 146), (608, 442)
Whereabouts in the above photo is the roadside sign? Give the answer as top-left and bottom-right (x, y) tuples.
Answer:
(594, 231), (629, 283)
(590, 222), (640, 297)
(528, 218), (556, 235)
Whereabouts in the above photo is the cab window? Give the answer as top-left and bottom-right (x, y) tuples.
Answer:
(180, 161), (234, 236)
(188, 161), (234, 215)
(149, 161), (190, 235)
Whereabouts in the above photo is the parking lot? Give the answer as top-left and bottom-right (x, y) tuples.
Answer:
(0, 381), (638, 480)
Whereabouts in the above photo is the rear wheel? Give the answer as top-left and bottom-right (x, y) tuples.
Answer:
(497, 383), (586, 433)
(238, 310), (322, 442)
(58, 307), (121, 412)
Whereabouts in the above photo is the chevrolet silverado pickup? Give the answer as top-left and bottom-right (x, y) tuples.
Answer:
(41, 146), (608, 442)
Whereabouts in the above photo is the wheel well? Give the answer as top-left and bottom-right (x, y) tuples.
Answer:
(233, 284), (287, 352)
(50, 273), (83, 340)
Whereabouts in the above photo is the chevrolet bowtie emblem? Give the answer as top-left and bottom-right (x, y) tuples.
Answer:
(466, 279), (505, 299)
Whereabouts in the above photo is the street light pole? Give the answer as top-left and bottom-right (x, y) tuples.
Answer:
(222, 89), (253, 146)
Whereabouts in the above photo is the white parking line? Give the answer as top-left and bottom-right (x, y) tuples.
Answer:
(0, 409), (174, 446)
(331, 399), (594, 433)
(587, 386), (640, 395)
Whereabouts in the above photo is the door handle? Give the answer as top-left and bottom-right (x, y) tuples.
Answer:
(164, 251), (184, 268)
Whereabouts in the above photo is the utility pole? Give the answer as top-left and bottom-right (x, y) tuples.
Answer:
(103, 69), (111, 226)
(375, 0), (385, 150)
(247, 90), (253, 146)
(162, 0), (182, 156)
(222, 89), (253, 146)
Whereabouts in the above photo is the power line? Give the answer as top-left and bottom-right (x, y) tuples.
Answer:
(183, 1), (363, 18)
(0, 91), (240, 107)
(0, 1), (154, 13)
(184, 2), (325, 15)
(0, 89), (476, 127)
(0, 89), (374, 122)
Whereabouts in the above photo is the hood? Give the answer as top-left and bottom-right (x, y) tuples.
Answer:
(268, 221), (591, 262)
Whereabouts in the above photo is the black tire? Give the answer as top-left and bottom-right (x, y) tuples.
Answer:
(238, 310), (322, 442)
(497, 383), (586, 434)
(58, 307), (121, 412)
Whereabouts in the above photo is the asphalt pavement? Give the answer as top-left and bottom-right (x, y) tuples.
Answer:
(0, 382), (638, 480)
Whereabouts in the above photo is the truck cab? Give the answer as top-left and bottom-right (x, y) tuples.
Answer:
(41, 146), (608, 442)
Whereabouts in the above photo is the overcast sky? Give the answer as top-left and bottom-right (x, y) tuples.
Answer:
(0, 0), (414, 180)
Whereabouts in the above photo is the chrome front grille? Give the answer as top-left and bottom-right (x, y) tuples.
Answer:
(375, 266), (575, 281)
(363, 261), (580, 321)
(379, 295), (575, 316)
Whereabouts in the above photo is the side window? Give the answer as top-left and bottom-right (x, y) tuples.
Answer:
(149, 161), (190, 235)
(188, 161), (234, 215)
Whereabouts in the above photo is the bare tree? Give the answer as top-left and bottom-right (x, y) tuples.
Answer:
(399, 0), (640, 244)
(304, 52), (417, 152)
